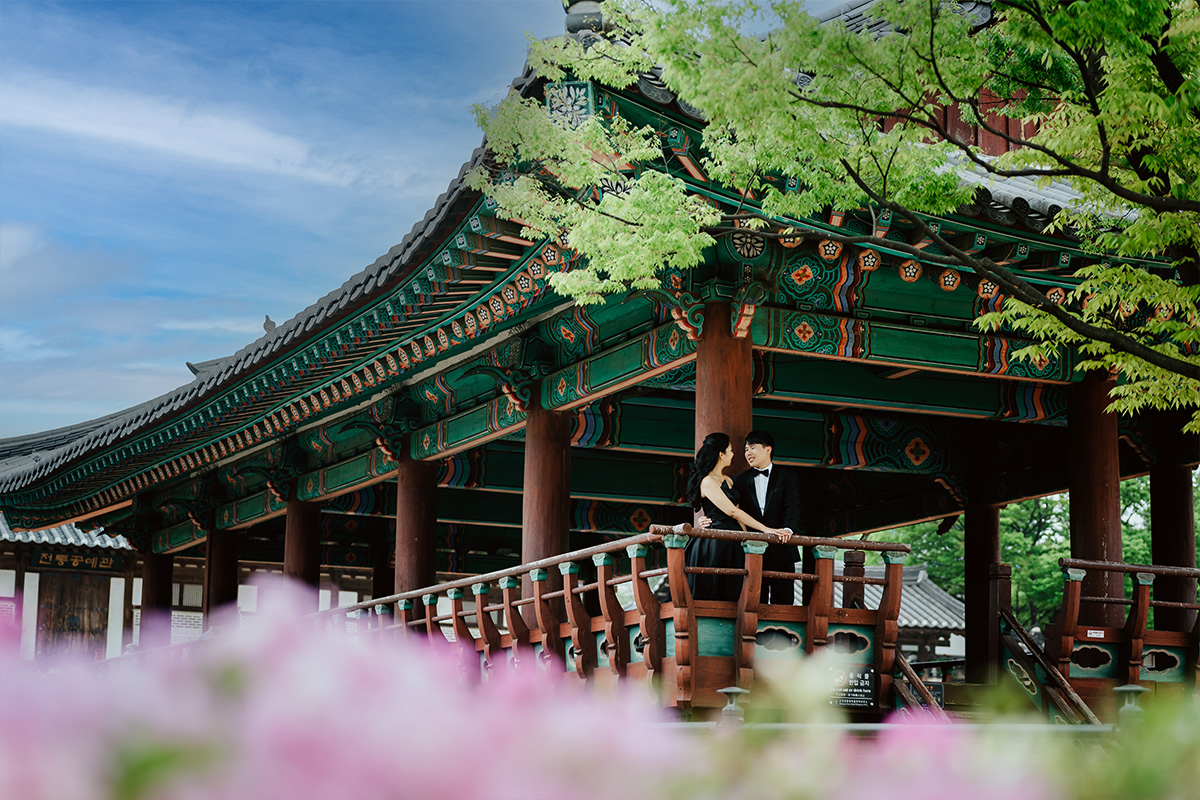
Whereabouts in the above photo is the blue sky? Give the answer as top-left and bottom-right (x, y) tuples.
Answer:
(0, 0), (841, 439)
(0, 0), (567, 437)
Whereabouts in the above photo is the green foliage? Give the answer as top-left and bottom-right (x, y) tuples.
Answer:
(473, 0), (1200, 429)
(867, 472), (1198, 630)
(1000, 494), (1071, 629)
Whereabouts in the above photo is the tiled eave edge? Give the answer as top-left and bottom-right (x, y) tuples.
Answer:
(0, 66), (545, 520)
(2, 223), (578, 525)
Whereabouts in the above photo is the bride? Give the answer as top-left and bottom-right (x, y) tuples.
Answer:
(685, 432), (789, 601)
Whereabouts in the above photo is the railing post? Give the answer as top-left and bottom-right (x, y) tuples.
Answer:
(560, 562), (596, 681)
(447, 588), (479, 684)
(737, 540), (768, 689)
(397, 599), (415, 642)
(532, 569), (563, 671)
(806, 545), (837, 653)
(663, 532), (694, 709)
(499, 576), (533, 671)
(842, 550), (866, 610)
(984, 563), (1012, 684)
(627, 543), (663, 677)
(473, 583), (504, 677)
(1054, 568), (1084, 679)
(374, 603), (391, 643)
(593, 553), (629, 680)
(422, 593), (445, 642)
(1123, 572), (1154, 685)
(875, 551), (905, 710)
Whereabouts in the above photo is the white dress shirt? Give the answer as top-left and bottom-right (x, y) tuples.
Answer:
(753, 465), (771, 512)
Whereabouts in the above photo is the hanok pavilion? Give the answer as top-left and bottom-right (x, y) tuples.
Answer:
(1, 0), (1195, 723)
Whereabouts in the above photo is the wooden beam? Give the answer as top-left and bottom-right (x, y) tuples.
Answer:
(1151, 429), (1198, 632)
(695, 301), (753, 471)
(283, 496), (321, 609)
(140, 551), (174, 649)
(520, 398), (572, 627)
(203, 527), (239, 628)
(964, 492), (1001, 683)
(1068, 372), (1124, 627)
(394, 448), (437, 595)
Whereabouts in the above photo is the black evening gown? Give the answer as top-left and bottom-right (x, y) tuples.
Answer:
(686, 481), (745, 602)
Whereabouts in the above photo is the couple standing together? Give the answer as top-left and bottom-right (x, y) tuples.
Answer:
(685, 430), (802, 603)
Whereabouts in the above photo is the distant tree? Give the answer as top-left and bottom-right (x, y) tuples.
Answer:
(1000, 494), (1070, 629)
(866, 517), (966, 597)
(866, 471), (1198, 629)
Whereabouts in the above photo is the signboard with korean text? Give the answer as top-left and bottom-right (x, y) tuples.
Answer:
(33, 550), (124, 573)
(829, 665), (876, 708)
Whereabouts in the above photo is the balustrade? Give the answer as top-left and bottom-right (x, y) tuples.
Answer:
(302, 524), (911, 713)
(1046, 557), (1200, 716)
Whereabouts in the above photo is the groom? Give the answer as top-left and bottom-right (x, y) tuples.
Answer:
(734, 430), (802, 605)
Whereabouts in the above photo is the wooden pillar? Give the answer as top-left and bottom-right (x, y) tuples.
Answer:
(694, 301), (753, 472)
(394, 449), (437, 595)
(1068, 372), (1124, 626)
(203, 528), (239, 628)
(13, 545), (26, 649)
(283, 496), (322, 609)
(371, 520), (396, 601)
(1150, 433), (1197, 632)
(521, 399), (572, 627)
(965, 497), (1002, 683)
(140, 551), (174, 648)
(122, 559), (135, 651)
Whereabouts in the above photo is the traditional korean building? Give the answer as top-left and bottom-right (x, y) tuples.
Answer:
(1, 0), (1195, 718)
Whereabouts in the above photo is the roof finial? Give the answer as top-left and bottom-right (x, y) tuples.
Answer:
(564, 0), (604, 34)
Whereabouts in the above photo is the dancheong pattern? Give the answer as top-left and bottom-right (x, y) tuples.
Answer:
(823, 414), (946, 473)
(760, 310), (869, 360)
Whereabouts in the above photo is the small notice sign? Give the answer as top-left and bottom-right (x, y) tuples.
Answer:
(1086, 629), (1104, 639)
(915, 681), (946, 709)
(829, 666), (876, 709)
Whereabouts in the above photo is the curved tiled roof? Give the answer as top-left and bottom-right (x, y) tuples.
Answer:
(0, 512), (130, 549)
(0, 40), (1119, 511)
(816, 0), (994, 35)
(0, 68), (537, 499)
(831, 562), (965, 631)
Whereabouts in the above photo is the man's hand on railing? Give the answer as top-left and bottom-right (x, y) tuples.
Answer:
(767, 528), (791, 545)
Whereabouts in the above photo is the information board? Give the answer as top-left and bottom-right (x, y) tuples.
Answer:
(829, 665), (876, 708)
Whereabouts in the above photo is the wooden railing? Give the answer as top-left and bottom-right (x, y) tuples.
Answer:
(1049, 558), (1200, 697)
(1000, 607), (1101, 725)
(308, 524), (911, 712)
(893, 651), (951, 721)
(104, 526), (911, 713)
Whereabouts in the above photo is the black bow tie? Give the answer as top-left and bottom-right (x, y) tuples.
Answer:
(752, 468), (770, 477)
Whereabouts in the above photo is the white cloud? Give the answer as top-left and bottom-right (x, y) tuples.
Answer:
(0, 327), (69, 361)
(0, 76), (356, 186)
(157, 317), (262, 335)
(0, 222), (45, 272)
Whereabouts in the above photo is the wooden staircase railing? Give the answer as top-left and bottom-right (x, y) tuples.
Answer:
(893, 650), (951, 721)
(1000, 607), (1101, 725)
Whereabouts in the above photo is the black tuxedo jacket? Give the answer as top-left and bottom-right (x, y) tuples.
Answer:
(734, 464), (802, 563)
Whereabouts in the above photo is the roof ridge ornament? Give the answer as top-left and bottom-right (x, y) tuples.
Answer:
(564, 0), (605, 34)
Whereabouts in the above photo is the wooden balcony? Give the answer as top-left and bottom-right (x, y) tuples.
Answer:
(304, 524), (912, 717)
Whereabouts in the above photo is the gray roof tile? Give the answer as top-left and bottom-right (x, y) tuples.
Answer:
(831, 562), (964, 631)
(1, 512), (131, 550)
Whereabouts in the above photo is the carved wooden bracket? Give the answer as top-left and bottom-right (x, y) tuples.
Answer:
(731, 281), (767, 339)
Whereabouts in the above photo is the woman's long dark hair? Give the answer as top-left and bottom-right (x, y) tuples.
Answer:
(688, 432), (731, 509)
